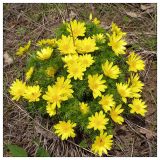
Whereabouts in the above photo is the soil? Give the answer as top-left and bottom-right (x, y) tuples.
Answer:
(3, 3), (157, 157)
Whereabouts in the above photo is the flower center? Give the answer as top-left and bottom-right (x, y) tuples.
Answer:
(98, 138), (105, 146)
(63, 125), (70, 132)
(92, 83), (98, 90)
(119, 88), (127, 97)
(52, 95), (60, 102)
(72, 66), (79, 74)
(134, 105), (141, 111)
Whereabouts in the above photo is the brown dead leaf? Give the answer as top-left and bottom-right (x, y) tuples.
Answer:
(139, 128), (156, 140)
(141, 4), (155, 13)
(100, 22), (110, 30)
(4, 52), (13, 65)
(69, 10), (77, 20)
(141, 4), (152, 11)
(126, 11), (141, 18)
(66, 10), (77, 22)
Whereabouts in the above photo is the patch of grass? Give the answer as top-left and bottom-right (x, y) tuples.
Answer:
(16, 27), (27, 36)
(131, 35), (157, 51)
(130, 43), (141, 50)
(123, 15), (130, 24)
(142, 36), (157, 51)
(3, 3), (10, 11)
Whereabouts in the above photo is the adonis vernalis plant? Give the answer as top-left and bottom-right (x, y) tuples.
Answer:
(9, 14), (146, 156)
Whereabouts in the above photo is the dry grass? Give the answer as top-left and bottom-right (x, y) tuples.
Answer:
(3, 3), (157, 157)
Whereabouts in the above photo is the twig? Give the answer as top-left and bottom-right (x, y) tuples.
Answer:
(131, 137), (135, 157)
(128, 32), (156, 36)
(66, 4), (76, 46)
(67, 139), (95, 156)
(126, 118), (156, 138)
(114, 136), (125, 152)
(148, 89), (157, 106)
(12, 9), (53, 33)
(54, 4), (65, 22)
(144, 58), (153, 80)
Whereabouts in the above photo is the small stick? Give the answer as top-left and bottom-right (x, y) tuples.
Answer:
(66, 4), (76, 46)
(144, 58), (153, 80)
(131, 137), (135, 157)
(148, 89), (157, 106)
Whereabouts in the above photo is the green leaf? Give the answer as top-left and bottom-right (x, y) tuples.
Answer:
(7, 144), (28, 157)
(36, 147), (50, 157)
(79, 140), (88, 148)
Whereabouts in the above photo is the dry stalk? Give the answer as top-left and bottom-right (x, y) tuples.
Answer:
(130, 137), (135, 157)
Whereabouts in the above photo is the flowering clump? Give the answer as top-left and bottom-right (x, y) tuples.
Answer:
(9, 14), (147, 156)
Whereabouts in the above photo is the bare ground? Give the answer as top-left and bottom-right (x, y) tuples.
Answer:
(3, 3), (157, 157)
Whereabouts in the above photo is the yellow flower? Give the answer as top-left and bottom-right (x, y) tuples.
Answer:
(46, 103), (56, 117)
(57, 35), (77, 54)
(111, 22), (126, 38)
(79, 102), (89, 114)
(126, 52), (145, 72)
(129, 99), (147, 116)
(75, 37), (98, 54)
(110, 105), (124, 124)
(93, 18), (100, 25)
(99, 94), (115, 113)
(67, 61), (86, 80)
(16, 40), (31, 56)
(23, 85), (41, 102)
(79, 54), (95, 68)
(111, 22), (121, 33)
(54, 120), (76, 140)
(87, 111), (109, 131)
(36, 38), (56, 47)
(107, 32), (127, 56)
(63, 54), (94, 70)
(43, 77), (73, 108)
(55, 77), (73, 99)
(92, 33), (105, 43)
(116, 82), (131, 103)
(25, 67), (34, 81)
(9, 79), (26, 101)
(89, 13), (93, 20)
(46, 67), (56, 77)
(62, 55), (79, 68)
(128, 73), (144, 98)
(43, 86), (63, 108)
(63, 54), (94, 80)
(88, 74), (107, 98)
(91, 132), (113, 156)
(102, 60), (121, 79)
(67, 20), (86, 38)
(89, 13), (100, 25)
(36, 47), (53, 60)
